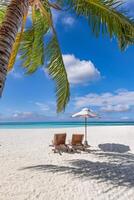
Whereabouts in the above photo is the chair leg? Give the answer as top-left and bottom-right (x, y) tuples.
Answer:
(52, 148), (57, 153)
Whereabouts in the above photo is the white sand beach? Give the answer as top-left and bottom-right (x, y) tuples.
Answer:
(0, 126), (134, 200)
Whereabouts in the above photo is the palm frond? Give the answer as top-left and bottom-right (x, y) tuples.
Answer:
(8, 13), (27, 71)
(57, 0), (134, 50)
(39, 0), (70, 112)
(20, 2), (70, 112)
(46, 35), (70, 112)
(20, 7), (50, 74)
(38, 0), (52, 26)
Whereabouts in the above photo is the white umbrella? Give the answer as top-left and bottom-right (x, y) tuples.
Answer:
(72, 108), (98, 146)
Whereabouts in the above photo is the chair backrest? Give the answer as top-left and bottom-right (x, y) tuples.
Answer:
(71, 134), (84, 145)
(53, 133), (66, 145)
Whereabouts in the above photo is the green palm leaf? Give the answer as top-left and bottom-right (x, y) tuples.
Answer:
(46, 35), (70, 112)
(0, 0), (12, 24)
(0, 7), (6, 25)
(57, 0), (134, 50)
(20, 7), (50, 74)
(19, 2), (70, 112)
(8, 13), (27, 71)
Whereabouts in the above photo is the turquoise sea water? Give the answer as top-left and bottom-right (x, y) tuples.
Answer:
(0, 121), (134, 129)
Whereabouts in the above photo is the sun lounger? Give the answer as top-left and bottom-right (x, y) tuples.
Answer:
(51, 133), (70, 154)
(70, 134), (86, 151)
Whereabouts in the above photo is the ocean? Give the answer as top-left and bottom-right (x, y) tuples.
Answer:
(0, 121), (134, 129)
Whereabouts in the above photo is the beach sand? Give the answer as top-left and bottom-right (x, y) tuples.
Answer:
(0, 126), (134, 200)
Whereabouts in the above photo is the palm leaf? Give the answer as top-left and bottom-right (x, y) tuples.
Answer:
(0, 7), (6, 25)
(46, 35), (70, 112)
(57, 0), (134, 50)
(20, 6), (50, 74)
(38, 0), (52, 26)
(7, 13), (27, 71)
(42, 2), (70, 112)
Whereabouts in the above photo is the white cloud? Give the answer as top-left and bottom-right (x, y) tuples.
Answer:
(11, 111), (46, 121)
(74, 90), (134, 112)
(35, 102), (50, 111)
(101, 104), (130, 112)
(63, 54), (101, 84)
(0, 111), (44, 121)
(13, 112), (33, 119)
(62, 16), (75, 26)
(51, 9), (76, 27)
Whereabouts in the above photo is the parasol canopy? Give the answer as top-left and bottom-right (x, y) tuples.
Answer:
(72, 108), (98, 146)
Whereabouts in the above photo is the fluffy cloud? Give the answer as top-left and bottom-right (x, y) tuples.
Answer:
(63, 54), (101, 84)
(101, 104), (130, 112)
(51, 8), (76, 27)
(74, 90), (134, 112)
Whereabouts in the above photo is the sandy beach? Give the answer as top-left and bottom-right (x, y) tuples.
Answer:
(0, 126), (134, 200)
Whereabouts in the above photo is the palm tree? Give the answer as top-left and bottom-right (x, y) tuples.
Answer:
(0, 0), (134, 112)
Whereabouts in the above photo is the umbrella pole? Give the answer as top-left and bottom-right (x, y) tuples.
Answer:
(84, 117), (88, 146)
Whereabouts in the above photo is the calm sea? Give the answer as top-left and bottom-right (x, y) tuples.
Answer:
(0, 121), (134, 129)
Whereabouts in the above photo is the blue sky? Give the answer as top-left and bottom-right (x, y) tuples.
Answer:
(0, 0), (134, 122)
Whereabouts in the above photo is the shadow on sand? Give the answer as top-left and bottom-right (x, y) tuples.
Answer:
(20, 143), (134, 188)
(98, 143), (130, 153)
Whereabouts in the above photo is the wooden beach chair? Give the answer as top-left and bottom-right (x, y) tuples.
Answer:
(70, 134), (86, 151)
(51, 133), (70, 154)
